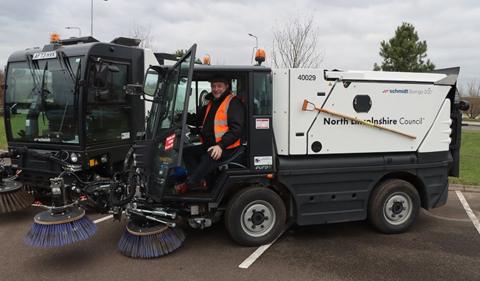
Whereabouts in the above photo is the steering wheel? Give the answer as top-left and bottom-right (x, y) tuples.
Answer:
(172, 112), (185, 130)
(168, 112), (191, 145)
(183, 124), (195, 145)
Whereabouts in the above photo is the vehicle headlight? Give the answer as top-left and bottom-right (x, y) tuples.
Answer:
(70, 153), (79, 163)
(100, 154), (108, 163)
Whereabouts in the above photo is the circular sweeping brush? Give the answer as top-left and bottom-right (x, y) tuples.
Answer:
(24, 206), (96, 248)
(0, 179), (33, 214)
(118, 221), (186, 259)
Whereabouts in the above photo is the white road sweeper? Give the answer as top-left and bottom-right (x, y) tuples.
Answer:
(24, 45), (469, 258)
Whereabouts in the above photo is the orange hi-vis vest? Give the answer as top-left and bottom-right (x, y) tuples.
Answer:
(202, 93), (241, 149)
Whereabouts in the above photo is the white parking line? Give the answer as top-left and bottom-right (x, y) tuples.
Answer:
(238, 243), (273, 269)
(93, 214), (113, 224)
(456, 191), (480, 235)
(238, 231), (284, 269)
(421, 209), (471, 223)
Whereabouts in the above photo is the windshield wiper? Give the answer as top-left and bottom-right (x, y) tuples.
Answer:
(25, 54), (40, 91)
(40, 61), (48, 95)
(25, 61), (48, 138)
(57, 51), (75, 81)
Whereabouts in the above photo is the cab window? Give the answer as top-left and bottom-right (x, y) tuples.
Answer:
(253, 73), (271, 115)
(86, 60), (130, 143)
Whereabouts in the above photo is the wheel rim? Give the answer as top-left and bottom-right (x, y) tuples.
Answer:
(240, 200), (276, 238)
(383, 192), (413, 225)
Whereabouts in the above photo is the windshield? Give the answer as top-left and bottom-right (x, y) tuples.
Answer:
(5, 56), (81, 144)
(147, 57), (193, 138)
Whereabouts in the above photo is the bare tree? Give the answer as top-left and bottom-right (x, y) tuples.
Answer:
(462, 80), (480, 119)
(129, 24), (154, 49)
(272, 16), (323, 68)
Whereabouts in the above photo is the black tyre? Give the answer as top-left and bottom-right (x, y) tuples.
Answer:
(368, 179), (420, 234)
(225, 187), (286, 246)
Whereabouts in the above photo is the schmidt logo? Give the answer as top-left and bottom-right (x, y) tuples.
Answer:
(382, 88), (432, 95)
(382, 89), (409, 94)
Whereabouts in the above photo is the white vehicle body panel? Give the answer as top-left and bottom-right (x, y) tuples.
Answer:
(272, 68), (452, 155)
(272, 70), (290, 155)
(418, 99), (452, 153)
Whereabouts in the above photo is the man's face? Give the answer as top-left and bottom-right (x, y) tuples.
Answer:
(211, 81), (228, 99)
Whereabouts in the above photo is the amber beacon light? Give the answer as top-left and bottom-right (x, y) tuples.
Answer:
(202, 55), (211, 65)
(50, 33), (61, 43)
(255, 48), (266, 65)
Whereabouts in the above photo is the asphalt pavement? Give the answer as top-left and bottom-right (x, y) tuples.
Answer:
(0, 190), (479, 281)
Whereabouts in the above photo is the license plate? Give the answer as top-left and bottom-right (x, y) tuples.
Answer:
(32, 51), (57, 60)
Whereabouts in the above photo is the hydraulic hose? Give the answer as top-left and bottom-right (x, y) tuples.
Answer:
(107, 145), (137, 206)
(108, 175), (136, 207)
(123, 146), (135, 171)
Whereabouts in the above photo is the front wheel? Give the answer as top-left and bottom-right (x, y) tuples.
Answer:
(225, 187), (286, 246)
(368, 179), (420, 234)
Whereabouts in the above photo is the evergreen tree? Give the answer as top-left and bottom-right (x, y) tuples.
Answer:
(175, 49), (186, 58)
(174, 49), (202, 64)
(374, 22), (435, 72)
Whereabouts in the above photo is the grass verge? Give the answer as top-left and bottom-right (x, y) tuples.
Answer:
(450, 131), (480, 186)
(0, 117), (5, 150)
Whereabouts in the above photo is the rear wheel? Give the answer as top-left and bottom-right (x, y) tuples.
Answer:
(368, 179), (420, 234)
(225, 187), (286, 246)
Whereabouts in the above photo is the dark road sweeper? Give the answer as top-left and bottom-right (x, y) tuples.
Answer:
(0, 35), (162, 214)
(22, 44), (469, 258)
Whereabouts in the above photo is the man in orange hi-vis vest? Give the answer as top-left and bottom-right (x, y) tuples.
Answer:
(176, 77), (245, 193)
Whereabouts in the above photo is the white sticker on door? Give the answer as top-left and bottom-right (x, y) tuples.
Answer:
(254, 156), (273, 166)
(255, 118), (270, 129)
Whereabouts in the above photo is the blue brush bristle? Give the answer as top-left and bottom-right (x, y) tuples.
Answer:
(25, 216), (97, 248)
(118, 227), (185, 259)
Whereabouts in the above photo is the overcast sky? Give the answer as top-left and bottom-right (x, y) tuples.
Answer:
(0, 0), (478, 88)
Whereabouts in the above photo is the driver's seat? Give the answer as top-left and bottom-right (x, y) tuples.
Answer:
(218, 145), (246, 171)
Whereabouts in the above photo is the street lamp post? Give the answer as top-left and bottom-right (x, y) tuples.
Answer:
(65, 26), (82, 37)
(91, 0), (108, 37)
(91, 0), (93, 36)
(248, 33), (258, 64)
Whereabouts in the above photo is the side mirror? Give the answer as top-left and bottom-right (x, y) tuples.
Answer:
(459, 100), (470, 111)
(143, 68), (160, 97)
(93, 63), (109, 89)
(91, 61), (120, 101)
(108, 65), (120, 73)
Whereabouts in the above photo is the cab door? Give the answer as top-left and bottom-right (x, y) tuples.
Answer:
(145, 44), (196, 199)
